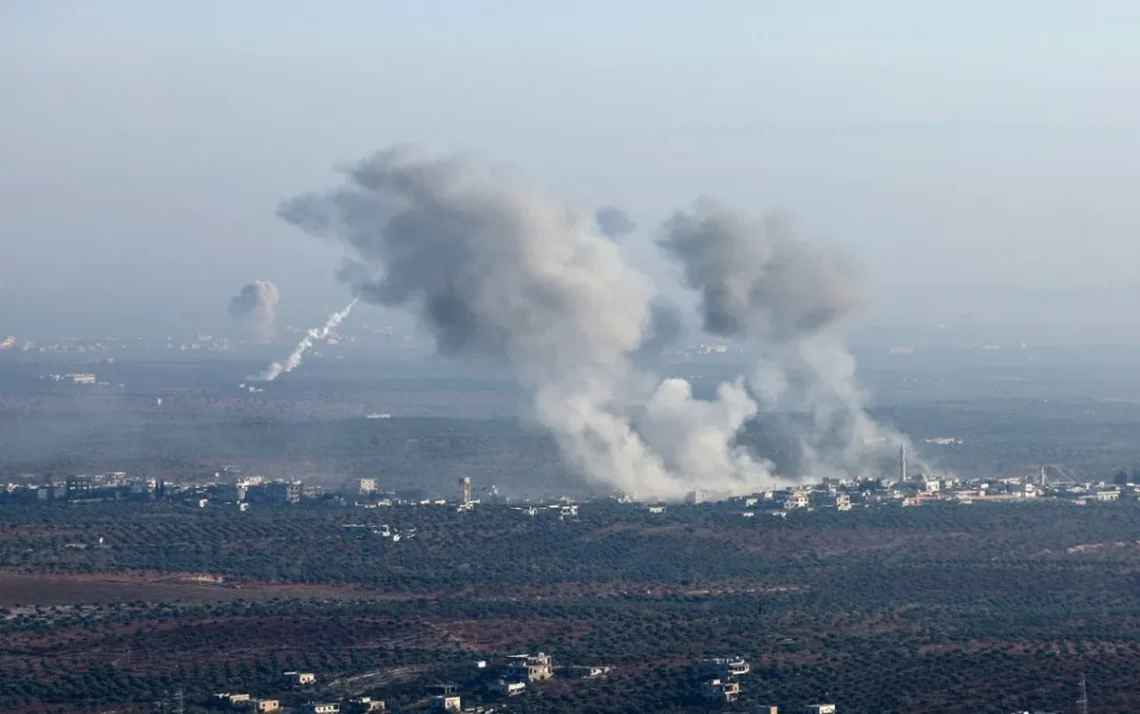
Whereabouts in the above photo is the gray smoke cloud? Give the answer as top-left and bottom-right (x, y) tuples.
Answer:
(595, 205), (637, 240)
(277, 145), (776, 500)
(659, 200), (935, 482)
(228, 280), (280, 343)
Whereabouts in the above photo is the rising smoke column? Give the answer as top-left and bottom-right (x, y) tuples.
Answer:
(658, 199), (927, 481)
(254, 299), (357, 381)
(277, 145), (776, 500)
(228, 280), (280, 342)
(595, 206), (637, 240)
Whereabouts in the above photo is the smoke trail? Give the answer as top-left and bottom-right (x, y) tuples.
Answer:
(228, 280), (280, 342)
(595, 206), (636, 240)
(659, 200), (932, 481)
(277, 145), (775, 500)
(254, 299), (358, 381)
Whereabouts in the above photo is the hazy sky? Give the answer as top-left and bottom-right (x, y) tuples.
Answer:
(3, 1), (1140, 341)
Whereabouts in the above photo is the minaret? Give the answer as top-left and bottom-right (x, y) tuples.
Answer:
(899, 445), (907, 482)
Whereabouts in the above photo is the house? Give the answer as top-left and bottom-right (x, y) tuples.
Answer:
(784, 492), (810, 509)
(508, 652), (553, 682)
(306, 704), (339, 714)
(700, 657), (749, 678)
(347, 698), (385, 713)
(253, 700), (280, 713)
(284, 671), (317, 685)
(431, 695), (461, 712)
(565, 665), (612, 678)
(489, 680), (526, 696)
(702, 679), (740, 702)
(215, 693), (252, 708)
(647, 505), (666, 514)
(805, 705), (836, 714)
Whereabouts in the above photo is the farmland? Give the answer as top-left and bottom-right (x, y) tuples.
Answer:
(3, 500), (1140, 713)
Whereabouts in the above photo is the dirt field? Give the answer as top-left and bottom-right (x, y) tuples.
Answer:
(0, 569), (373, 606)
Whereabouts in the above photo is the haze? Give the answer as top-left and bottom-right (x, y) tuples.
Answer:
(3, 1), (1140, 343)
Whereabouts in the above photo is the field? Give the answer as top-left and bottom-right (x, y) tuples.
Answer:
(3, 500), (1140, 713)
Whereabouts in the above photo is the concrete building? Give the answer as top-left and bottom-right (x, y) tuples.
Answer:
(508, 652), (554, 682)
(686, 490), (706, 505)
(784, 492), (810, 509)
(754, 707), (778, 714)
(459, 477), (472, 504)
(702, 679), (740, 702)
(306, 704), (339, 714)
(431, 695), (461, 712)
(253, 700), (280, 712)
(700, 657), (750, 678)
(215, 693), (251, 708)
(284, 671), (316, 685)
(359, 478), (379, 495)
(805, 705), (836, 714)
(565, 665), (611, 678)
(346, 698), (385, 713)
(490, 680), (526, 696)
(256, 482), (300, 505)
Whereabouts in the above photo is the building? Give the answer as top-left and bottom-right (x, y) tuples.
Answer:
(306, 704), (339, 714)
(346, 698), (385, 713)
(459, 477), (472, 504)
(805, 705), (836, 714)
(647, 505), (667, 514)
(700, 657), (750, 678)
(784, 492), (810, 509)
(754, 707), (778, 714)
(565, 665), (611, 678)
(250, 482), (301, 505)
(702, 679), (740, 702)
(215, 693), (252, 708)
(489, 680), (526, 697)
(508, 652), (554, 682)
(686, 490), (706, 505)
(284, 671), (316, 685)
(359, 478), (379, 495)
(431, 696), (461, 712)
(253, 700), (280, 712)
(66, 475), (92, 498)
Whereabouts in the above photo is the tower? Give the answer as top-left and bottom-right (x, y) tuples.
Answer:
(459, 477), (471, 504)
(899, 445), (907, 482)
(1076, 673), (1088, 714)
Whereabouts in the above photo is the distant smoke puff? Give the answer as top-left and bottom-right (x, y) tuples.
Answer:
(228, 281), (280, 343)
(595, 206), (637, 240)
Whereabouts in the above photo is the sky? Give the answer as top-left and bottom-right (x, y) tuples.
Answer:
(3, 1), (1140, 342)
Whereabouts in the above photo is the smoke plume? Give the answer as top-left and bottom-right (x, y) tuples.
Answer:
(228, 281), (280, 342)
(595, 206), (636, 240)
(277, 146), (775, 500)
(254, 299), (357, 381)
(659, 200), (929, 481)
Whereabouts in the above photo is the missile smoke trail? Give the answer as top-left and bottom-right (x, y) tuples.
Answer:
(254, 299), (358, 382)
(277, 144), (936, 499)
